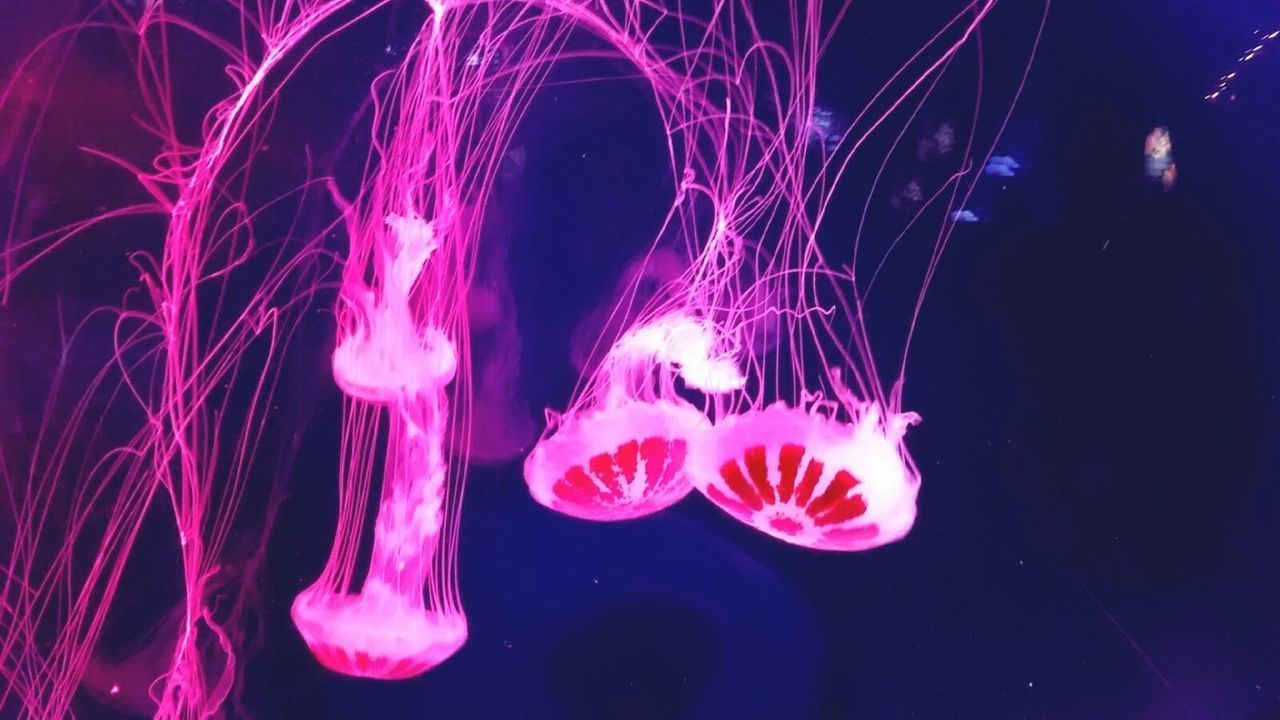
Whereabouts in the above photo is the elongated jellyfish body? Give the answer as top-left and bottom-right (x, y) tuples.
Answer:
(289, 0), (568, 676)
(292, 370), (467, 679)
(291, 388), (467, 679)
(688, 403), (920, 551)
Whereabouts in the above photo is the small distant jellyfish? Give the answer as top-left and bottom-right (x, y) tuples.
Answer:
(1143, 126), (1177, 191)
(807, 106), (846, 149)
(984, 154), (1021, 177)
(915, 117), (957, 161)
(890, 175), (926, 211)
(455, 200), (535, 464)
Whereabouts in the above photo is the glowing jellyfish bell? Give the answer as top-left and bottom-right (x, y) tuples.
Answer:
(671, 136), (926, 552)
(680, 135), (929, 554)
(689, 365), (921, 551)
(292, 211), (467, 679)
(665, 0), (972, 551)
(331, 213), (457, 402)
(290, 397), (469, 679)
(524, 308), (741, 521)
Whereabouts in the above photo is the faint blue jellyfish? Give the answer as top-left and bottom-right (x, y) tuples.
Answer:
(890, 175), (925, 210)
(984, 154), (1021, 177)
(915, 118), (956, 161)
(1143, 127), (1176, 191)
(932, 121), (955, 156)
(807, 106), (846, 149)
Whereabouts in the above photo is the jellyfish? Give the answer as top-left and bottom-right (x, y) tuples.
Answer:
(290, 390), (467, 679)
(455, 198), (536, 464)
(1143, 126), (1177, 191)
(292, 1), (566, 678)
(524, 310), (724, 521)
(521, 0), (785, 523)
(673, 0), (1018, 552)
(516, 12), (775, 521)
(292, 211), (467, 680)
(687, 382), (922, 551)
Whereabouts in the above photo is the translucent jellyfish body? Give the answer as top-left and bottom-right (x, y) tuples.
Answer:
(292, 392), (466, 679)
(292, 581), (467, 680)
(524, 399), (708, 520)
(331, 299), (457, 404)
(524, 312), (730, 520)
(688, 402), (920, 551)
(296, 208), (465, 677)
(331, 214), (456, 405)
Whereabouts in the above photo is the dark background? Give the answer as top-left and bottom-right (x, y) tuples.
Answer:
(4, 0), (1279, 718)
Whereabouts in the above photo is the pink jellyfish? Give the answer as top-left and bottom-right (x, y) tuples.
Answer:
(455, 200), (537, 464)
(675, 0), (1025, 551)
(293, 0), (565, 678)
(532, 248), (735, 521)
(525, 310), (732, 521)
(688, 379), (923, 551)
(292, 211), (468, 679)
(521, 0), (775, 522)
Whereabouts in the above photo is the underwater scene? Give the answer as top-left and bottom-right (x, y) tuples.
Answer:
(1, 0), (1277, 718)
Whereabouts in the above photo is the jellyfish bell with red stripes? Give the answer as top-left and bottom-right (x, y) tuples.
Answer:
(689, 384), (921, 551)
(672, 0), (1032, 552)
(679, 209), (928, 554)
(292, 584), (468, 680)
(524, 399), (706, 521)
(524, 310), (743, 521)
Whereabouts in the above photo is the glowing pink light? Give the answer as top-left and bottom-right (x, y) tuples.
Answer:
(525, 312), (734, 520)
(292, 0), (568, 679)
(292, 389), (467, 679)
(525, 399), (707, 520)
(689, 403), (920, 551)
